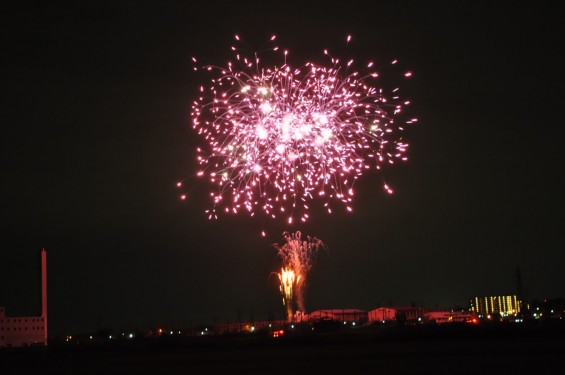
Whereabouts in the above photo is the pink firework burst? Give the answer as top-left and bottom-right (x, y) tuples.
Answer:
(188, 35), (416, 223)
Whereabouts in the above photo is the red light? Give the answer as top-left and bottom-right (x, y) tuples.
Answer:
(272, 329), (285, 338)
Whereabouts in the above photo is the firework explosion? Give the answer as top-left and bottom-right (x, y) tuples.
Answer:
(275, 231), (324, 317)
(184, 34), (416, 224)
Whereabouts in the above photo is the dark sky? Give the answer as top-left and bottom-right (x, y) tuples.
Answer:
(1, 1), (563, 336)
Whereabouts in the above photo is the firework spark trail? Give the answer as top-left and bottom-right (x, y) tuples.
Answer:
(183, 34), (416, 224)
(275, 231), (324, 315)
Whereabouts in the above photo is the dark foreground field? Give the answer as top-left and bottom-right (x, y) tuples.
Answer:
(2, 323), (564, 374)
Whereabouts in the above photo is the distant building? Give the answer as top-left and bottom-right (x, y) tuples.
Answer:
(0, 249), (48, 348)
(368, 307), (396, 322)
(394, 306), (428, 322)
(368, 306), (430, 324)
(470, 295), (522, 317)
(424, 311), (477, 324)
(303, 309), (368, 324)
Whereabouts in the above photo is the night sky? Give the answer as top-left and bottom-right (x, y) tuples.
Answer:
(1, 1), (563, 336)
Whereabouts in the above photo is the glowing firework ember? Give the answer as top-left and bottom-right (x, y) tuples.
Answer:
(186, 34), (416, 223)
(275, 231), (324, 316)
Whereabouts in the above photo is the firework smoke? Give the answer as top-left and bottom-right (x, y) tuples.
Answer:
(275, 231), (324, 317)
(183, 34), (415, 224)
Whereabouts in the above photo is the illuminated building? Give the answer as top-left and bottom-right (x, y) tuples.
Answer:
(470, 295), (522, 317)
(368, 307), (396, 322)
(424, 311), (477, 324)
(0, 249), (48, 348)
(393, 306), (428, 322)
(368, 306), (430, 323)
(306, 309), (368, 324)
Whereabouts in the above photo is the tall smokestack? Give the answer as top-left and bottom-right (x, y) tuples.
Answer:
(41, 248), (48, 344)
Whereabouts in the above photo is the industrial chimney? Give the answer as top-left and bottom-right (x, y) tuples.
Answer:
(41, 248), (48, 344)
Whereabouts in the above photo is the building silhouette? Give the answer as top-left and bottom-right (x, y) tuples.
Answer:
(0, 249), (48, 348)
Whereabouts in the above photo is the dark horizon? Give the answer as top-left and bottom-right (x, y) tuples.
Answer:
(1, 1), (563, 337)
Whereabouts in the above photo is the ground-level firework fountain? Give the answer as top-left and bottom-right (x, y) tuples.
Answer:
(277, 268), (297, 321)
(275, 231), (324, 321)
